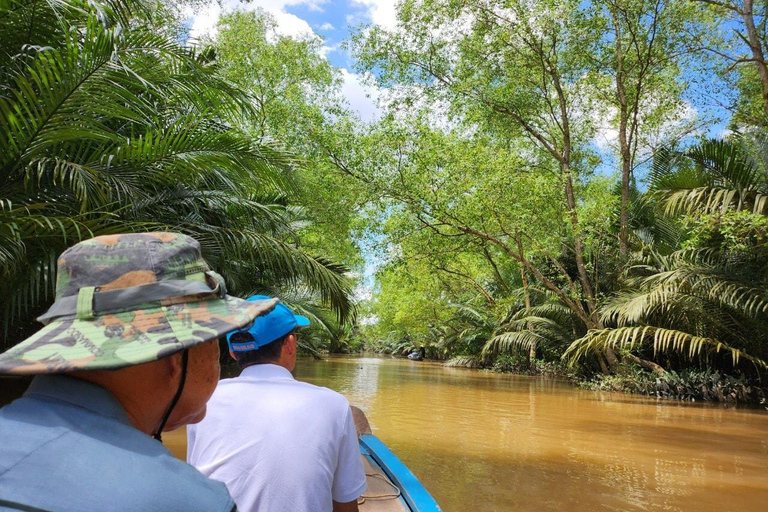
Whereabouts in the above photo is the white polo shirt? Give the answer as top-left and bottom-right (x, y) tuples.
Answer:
(187, 364), (366, 512)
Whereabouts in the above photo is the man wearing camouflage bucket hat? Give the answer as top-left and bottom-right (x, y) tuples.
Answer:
(0, 233), (277, 512)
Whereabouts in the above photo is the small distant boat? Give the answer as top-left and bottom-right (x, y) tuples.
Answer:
(352, 407), (442, 512)
(407, 347), (426, 361)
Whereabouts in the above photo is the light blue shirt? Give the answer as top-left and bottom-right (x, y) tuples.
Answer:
(0, 375), (236, 512)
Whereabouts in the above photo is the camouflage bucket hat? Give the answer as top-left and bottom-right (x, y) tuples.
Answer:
(0, 233), (277, 375)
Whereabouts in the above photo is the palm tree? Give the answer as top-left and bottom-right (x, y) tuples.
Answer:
(652, 135), (768, 216)
(0, 0), (353, 346)
(563, 135), (768, 373)
(431, 302), (496, 366)
(563, 246), (768, 371)
(483, 286), (584, 363)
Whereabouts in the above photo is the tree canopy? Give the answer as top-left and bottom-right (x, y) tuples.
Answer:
(2, 0), (767, 397)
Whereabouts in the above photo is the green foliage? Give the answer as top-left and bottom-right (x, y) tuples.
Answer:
(565, 326), (767, 371)
(343, 0), (768, 403)
(565, 134), (768, 374)
(0, 0), (355, 347)
(213, 10), (364, 268)
(365, 331), (418, 357)
(483, 287), (584, 358)
(492, 354), (576, 379)
(584, 366), (766, 404)
(684, 210), (768, 251)
(733, 65), (766, 126)
(652, 135), (768, 216)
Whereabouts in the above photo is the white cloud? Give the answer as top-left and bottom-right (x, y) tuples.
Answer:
(359, 314), (379, 326)
(319, 42), (340, 58)
(350, 0), (398, 29)
(271, 10), (316, 39)
(185, 3), (219, 40)
(184, 0), (323, 41)
(353, 284), (372, 302)
(340, 69), (381, 122)
(318, 22), (335, 31)
(592, 99), (701, 162)
(644, 101), (700, 152)
(716, 128), (733, 140)
(594, 106), (619, 151)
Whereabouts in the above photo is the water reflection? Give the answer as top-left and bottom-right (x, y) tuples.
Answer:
(167, 356), (768, 512)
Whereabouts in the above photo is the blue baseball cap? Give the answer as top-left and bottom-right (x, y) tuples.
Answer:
(227, 295), (310, 352)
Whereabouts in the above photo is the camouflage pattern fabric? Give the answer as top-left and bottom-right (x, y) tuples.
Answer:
(0, 233), (277, 375)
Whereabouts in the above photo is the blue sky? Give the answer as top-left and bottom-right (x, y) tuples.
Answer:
(279, 1), (377, 69)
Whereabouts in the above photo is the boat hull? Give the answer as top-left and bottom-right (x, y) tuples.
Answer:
(358, 434), (442, 512)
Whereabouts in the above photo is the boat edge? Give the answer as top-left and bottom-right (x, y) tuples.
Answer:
(359, 434), (443, 512)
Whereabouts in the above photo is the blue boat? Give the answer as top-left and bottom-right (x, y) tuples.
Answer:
(353, 407), (442, 512)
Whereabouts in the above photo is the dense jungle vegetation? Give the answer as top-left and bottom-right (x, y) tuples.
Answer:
(1, 0), (767, 401)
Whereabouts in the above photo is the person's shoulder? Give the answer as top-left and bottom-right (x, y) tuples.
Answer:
(204, 375), (255, 404)
(211, 376), (241, 391)
(110, 445), (234, 512)
(0, 404), (70, 476)
(216, 375), (240, 385)
(147, 455), (235, 511)
(293, 380), (350, 409)
(0, 410), (234, 512)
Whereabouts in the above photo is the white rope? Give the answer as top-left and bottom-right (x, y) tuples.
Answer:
(357, 472), (402, 504)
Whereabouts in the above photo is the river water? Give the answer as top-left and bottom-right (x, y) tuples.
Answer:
(166, 356), (768, 512)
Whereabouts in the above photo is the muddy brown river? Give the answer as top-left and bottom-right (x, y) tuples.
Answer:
(164, 356), (767, 512)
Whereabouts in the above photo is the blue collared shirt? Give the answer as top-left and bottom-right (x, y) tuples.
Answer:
(0, 375), (235, 512)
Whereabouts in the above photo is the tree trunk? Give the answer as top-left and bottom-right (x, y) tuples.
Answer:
(597, 353), (610, 374)
(613, 9), (632, 255)
(550, 55), (600, 324)
(741, 0), (768, 115)
(605, 346), (619, 371)
(624, 352), (666, 374)
(619, 142), (632, 255)
(482, 245), (511, 293)
(563, 162), (599, 321)
(455, 224), (596, 329)
(518, 237), (535, 365)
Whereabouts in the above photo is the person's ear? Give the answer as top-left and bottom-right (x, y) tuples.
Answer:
(162, 351), (183, 383)
(229, 350), (236, 361)
(285, 333), (297, 356)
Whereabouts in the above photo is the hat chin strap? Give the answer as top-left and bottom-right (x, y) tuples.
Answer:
(153, 350), (189, 442)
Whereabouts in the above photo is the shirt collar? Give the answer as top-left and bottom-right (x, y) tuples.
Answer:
(239, 363), (294, 381)
(24, 374), (133, 425)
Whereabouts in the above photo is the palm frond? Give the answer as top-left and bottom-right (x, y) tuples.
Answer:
(483, 330), (549, 355)
(652, 136), (768, 215)
(0, 2), (357, 349)
(510, 303), (575, 325)
(189, 227), (354, 323)
(444, 355), (486, 368)
(563, 326), (768, 370)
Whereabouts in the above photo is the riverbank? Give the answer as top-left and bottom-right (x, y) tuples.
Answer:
(581, 366), (767, 404)
(438, 353), (768, 406)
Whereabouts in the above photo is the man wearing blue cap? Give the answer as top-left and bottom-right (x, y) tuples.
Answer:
(186, 296), (366, 512)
